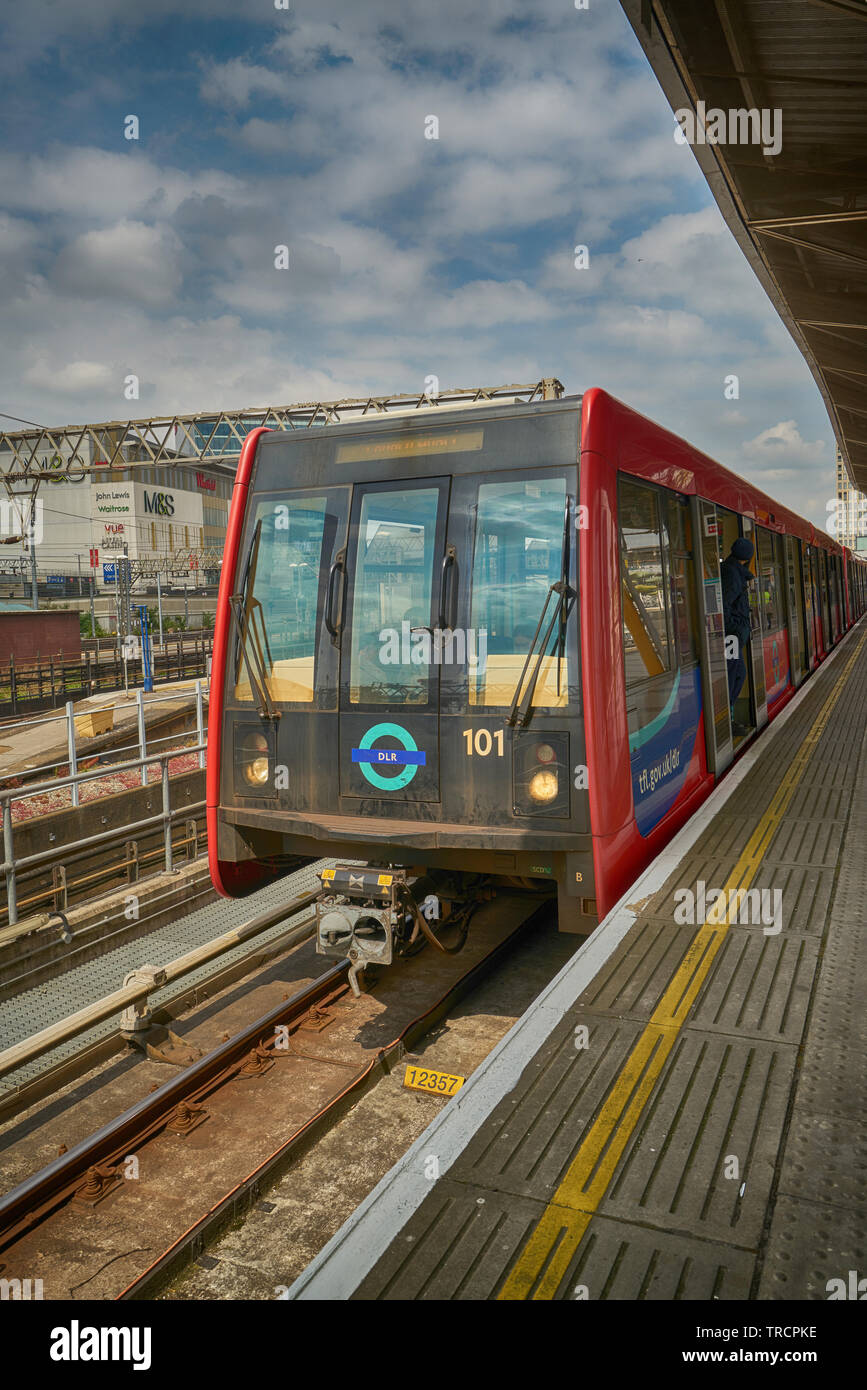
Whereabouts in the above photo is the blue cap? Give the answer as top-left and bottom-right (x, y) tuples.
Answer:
(732, 537), (754, 561)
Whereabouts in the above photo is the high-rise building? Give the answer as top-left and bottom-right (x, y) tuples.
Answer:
(835, 448), (867, 551)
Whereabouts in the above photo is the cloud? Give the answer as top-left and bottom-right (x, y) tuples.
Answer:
(0, 147), (245, 222)
(22, 358), (116, 396)
(54, 220), (183, 305)
(0, 0), (843, 532)
(198, 58), (291, 111)
(739, 419), (829, 479)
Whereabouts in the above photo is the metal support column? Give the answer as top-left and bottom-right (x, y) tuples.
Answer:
(66, 700), (80, 808)
(136, 688), (148, 788)
(195, 679), (205, 768)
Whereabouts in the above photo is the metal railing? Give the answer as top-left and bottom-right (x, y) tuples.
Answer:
(0, 641), (212, 717)
(1, 742), (208, 926)
(0, 889), (319, 1082)
(0, 681), (207, 794)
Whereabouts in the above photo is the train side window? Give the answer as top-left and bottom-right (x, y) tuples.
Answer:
(666, 495), (699, 667)
(757, 527), (784, 632)
(619, 478), (672, 686)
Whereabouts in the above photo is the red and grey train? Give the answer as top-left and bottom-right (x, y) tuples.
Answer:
(206, 383), (866, 986)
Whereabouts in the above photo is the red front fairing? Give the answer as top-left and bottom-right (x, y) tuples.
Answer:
(206, 426), (273, 897)
(579, 389), (710, 918)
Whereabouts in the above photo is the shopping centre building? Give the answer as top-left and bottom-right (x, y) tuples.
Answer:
(0, 434), (232, 591)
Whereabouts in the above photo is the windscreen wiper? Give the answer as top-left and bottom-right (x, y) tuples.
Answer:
(556, 494), (571, 696)
(506, 497), (575, 728)
(505, 580), (573, 728)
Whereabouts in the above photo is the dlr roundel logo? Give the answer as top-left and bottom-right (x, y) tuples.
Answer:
(144, 490), (175, 516)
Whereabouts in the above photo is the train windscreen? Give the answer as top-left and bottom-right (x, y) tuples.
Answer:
(468, 474), (570, 707)
(348, 485), (440, 706)
(233, 492), (339, 704)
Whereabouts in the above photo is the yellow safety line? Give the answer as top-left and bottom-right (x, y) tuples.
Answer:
(499, 631), (866, 1300)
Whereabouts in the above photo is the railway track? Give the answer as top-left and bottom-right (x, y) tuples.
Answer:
(0, 889), (557, 1300)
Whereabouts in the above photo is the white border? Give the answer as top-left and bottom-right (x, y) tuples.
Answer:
(288, 629), (858, 1299)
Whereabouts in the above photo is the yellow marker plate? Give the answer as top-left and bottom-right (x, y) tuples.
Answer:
(404, 1065), (465, 1096)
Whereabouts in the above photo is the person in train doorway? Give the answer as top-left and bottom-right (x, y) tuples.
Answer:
(721, 536), (755, 737)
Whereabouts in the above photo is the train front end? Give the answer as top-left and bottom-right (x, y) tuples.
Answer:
(207, 387), (595, 989)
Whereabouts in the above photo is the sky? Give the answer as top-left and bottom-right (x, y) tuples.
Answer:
(0, 0), (841, 531)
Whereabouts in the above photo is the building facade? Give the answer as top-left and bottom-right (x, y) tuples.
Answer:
(0, 436), (231, 591)
(835, 447), (867, 551)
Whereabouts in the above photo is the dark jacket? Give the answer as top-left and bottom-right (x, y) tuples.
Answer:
(721, 555), (752, 643)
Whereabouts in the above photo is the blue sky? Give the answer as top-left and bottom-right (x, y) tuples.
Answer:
(0, 0), (839, 529)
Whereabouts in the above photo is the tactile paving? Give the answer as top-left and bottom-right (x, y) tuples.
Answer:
(757, 1195), (867, 1301)
(343, 628), (867, 1300)
(353, 1179), (755, 1301)
(574, 920), (819, 1043)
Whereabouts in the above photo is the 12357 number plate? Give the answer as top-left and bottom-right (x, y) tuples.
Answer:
(403, 1065), (465, 1096)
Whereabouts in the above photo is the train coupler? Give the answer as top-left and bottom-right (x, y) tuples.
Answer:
(315, 865), (420, 996)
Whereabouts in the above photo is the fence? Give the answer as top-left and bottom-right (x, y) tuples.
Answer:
(0, 638), (212, 717)
(0, 682), (206, 791)
(1, 741), (207, 927)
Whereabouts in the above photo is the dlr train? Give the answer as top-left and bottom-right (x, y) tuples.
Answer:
(207, 381), (866, 992)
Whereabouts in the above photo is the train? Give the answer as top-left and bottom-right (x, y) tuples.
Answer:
(206, 381), (867, 992)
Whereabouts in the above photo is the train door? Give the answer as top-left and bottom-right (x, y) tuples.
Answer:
(818, 552), (832, 655)
(784, 535), (808, 686)
(757, 527), (788, 711)
(691, 498), (733, 774)
(805, 546), (822, 661)
(738, 516), (768, 732)
(831, 556), (842, 640)
(337, 477), (449, 806)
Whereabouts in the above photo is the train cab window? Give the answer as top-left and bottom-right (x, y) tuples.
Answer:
(348, 484), (442, 706)
(235, 493), (341, 704)
(619, 478), (672, 686)
(468, 474), (570, 707)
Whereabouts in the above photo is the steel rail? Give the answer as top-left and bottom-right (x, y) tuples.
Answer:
(0, 909), (318, 1126)
(0, 961), (347, 1252)
(117, 898), (553, 1300)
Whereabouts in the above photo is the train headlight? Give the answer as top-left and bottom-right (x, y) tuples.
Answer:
(529, 769), (559, 803)
(238, 730), (270, 789)
(513, 730), (570, 818)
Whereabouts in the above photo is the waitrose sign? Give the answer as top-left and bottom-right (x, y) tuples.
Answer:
(93, 487), (131, 515)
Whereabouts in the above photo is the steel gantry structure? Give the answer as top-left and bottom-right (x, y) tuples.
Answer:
(621, 0), (867, 494)
(0, 380), (563, 484)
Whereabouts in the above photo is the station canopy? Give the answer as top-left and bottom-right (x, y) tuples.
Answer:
(621, 0), (867, 493)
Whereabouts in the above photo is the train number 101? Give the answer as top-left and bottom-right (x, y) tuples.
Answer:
(462, 728), (504, 757)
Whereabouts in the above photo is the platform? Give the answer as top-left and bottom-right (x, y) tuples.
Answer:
(290, 621), (867, 1301)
